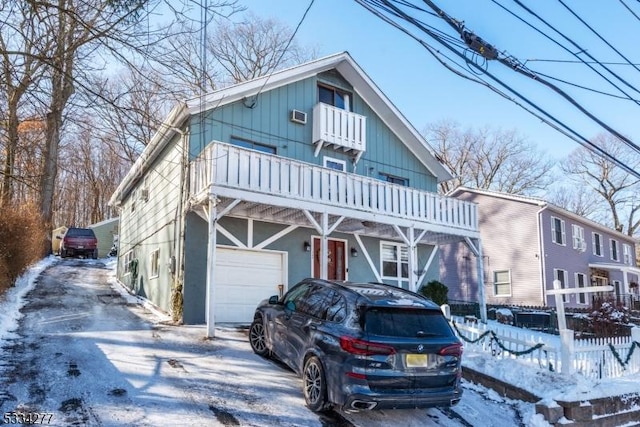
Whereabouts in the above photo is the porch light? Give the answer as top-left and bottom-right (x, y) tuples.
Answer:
(350, 247), (358, 257)
(304, 241), (311, 252)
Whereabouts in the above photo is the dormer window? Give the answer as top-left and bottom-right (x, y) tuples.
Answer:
(318, 84), (351, 111)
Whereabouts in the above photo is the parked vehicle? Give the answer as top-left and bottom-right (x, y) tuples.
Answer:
(248, 278), (463, 412)
(58, 227), (98, 259)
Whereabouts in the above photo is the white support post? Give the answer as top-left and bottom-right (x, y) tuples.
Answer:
(205, 198), (217, 338)
(408, 226), (417, 292)
(552, 279), (567, 331)
(321, 212), (328, 280)
(560, 329), (575, 375)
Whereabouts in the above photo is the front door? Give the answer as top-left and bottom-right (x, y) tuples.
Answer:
(313, 238), (346, 280)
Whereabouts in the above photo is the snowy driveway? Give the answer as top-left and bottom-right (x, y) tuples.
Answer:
(0, 259), (533, 426)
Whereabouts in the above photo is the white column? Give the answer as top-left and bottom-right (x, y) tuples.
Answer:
(320, 212), (328, 280)
(475, 239), (487, 323)
(408, 226), (417, 292)
(205, 198), (217, 338)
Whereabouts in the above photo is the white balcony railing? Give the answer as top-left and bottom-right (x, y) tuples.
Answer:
(312, 103), (366, 156)
(190, 143), (478, 233)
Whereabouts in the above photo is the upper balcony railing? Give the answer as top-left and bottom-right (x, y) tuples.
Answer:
(190, 142), (478, 233)
(312, 103), (366, 157)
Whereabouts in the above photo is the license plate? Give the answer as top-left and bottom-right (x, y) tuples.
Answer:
(78, 246), (84, 249)
(406, 354), (429, 367)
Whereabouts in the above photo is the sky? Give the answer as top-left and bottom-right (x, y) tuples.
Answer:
(2, 257), (640, 425)
(236, 0), (640, 162)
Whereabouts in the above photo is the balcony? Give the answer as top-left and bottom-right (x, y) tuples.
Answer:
(312, 103), (366, 162)
(190, 143), (478, 237)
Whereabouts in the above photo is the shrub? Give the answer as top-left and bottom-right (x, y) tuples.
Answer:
(419, 280), (448, 306)
(588, 298), (630, 337)
(0, 202), (48, 294)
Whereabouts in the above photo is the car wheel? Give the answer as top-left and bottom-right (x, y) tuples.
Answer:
(303, 356), (331, 412)
(92, 249), (98, 259)
(249, 320), (270, 357)
(60, 249), (67, 258)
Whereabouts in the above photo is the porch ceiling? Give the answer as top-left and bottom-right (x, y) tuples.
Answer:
(190, 197), (470, 246)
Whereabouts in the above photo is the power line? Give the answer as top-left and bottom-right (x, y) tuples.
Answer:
(353, 0), (640, 179)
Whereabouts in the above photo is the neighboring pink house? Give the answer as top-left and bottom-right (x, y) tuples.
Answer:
(440, 187), (640, 308)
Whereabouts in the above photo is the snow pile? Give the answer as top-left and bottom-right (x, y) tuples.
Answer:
(0, 256), (58, 342)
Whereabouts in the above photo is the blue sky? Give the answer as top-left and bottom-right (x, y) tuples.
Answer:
(238, 0), (640, 161)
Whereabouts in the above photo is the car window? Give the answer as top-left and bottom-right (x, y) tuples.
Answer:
(283, 283), (313, 311)
(364, 308), (454, 338)
(66, 228), (95, 237)
(325, 291), (347, 323)
(297, 286), (331, 318)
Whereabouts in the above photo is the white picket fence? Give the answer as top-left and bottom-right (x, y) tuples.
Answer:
(451, 315), (640, 380)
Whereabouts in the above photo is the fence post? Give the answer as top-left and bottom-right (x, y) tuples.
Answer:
(560, 329), (575, 375)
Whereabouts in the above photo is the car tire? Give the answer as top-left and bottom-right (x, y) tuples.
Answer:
(92, 249), (98, 259)
(303, 356), (331, 413)
(249, 320), (270, 357)
(60, 249), (67, 258)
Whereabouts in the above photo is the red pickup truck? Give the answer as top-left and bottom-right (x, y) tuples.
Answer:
(59, 227), (98, 259)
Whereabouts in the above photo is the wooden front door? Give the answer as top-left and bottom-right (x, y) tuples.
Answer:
(313, 238), (346, 280)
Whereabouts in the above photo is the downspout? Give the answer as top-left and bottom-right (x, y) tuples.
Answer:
(537, 205), (547, 306)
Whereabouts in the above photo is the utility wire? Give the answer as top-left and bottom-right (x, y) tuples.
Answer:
(491, 0), (640, 107)
(619, 0), (640, 23)
(353, 0), (640, 179)
(557, 0), (640, 75)
(511, 0), (640, 97)
(420, 0), (640, 157)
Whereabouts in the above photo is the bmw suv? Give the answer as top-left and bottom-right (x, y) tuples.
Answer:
(249, 278), (463, 412)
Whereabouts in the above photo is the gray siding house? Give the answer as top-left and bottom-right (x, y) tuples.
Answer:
(440, 187), (639, 308)
(109, 53), (481, 332)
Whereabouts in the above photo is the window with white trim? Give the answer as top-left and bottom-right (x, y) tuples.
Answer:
(150, 249), (159, 278)
(318, 84), (351, 111)
(381, 242), (408, 285)
(123, 250), (134, 275)
(555, 269), (568, 303)
(493, 270), (511, 297)
(551, 217), (565, 245)
(572, 224), (586, 252)
(623, 244), (633, 265)
(592, 232), (603, 257)
(575, 273), (587, 304)
(610, 239), (619, 261)
(323, 156), (346, 171)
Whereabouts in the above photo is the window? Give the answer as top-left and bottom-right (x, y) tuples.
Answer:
(123, 250), (134, 275)
(575, 273), (587, 304)
(323, 156), (346, 171)
(572, 224), (586, 252)
(610, 239), (619, 261)
(623, 244), (633, 265)
(555, 269), (568, 303)
(493, 270), (511, 297)
(551, 217), (565, 245)
(381, 242), (408, 283)
(150, 249), (159, 278)
(592, 232), (603, 257)
(318, 84), (351, 111)
(379, 172), (408, 186)
(229, 136), (276, 154)
(325, 290), (347, 323)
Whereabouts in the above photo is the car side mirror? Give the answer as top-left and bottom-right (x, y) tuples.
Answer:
(268, 295), (279, 305)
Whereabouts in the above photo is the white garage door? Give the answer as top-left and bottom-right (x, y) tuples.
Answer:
(215, 248), (286, 323)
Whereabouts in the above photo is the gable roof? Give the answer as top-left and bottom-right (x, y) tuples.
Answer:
(186, 51), (452, 182)
(450, 186), (638, 243)
(110, 52), (452, 206)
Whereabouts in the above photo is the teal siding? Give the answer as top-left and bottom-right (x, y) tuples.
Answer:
(189, 72), (438, 192)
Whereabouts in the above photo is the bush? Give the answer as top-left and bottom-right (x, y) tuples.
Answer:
(0, 202), (48, 294)
(588, 298), (630, 337)
(419, 280), (448, 306)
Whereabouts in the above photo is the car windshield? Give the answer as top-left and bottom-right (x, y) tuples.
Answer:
(364, 308), (454, 338)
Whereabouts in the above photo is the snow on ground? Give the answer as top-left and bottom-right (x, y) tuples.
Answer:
(0, 257), (638, 426)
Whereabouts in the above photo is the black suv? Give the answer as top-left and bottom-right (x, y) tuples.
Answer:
(249, 279), (463, 412)
(59, 227), (98, 259)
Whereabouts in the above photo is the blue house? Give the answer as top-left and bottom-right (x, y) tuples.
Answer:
(109, 52), (481, 332)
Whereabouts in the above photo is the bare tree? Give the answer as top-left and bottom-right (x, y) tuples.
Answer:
(560, 133), (640, 237)
(546, 185), (600, 217)
(425, 120), (556, 195)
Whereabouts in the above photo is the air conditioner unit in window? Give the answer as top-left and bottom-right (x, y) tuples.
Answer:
(139, 188), (149, 202)
(290, 109), (307, 124)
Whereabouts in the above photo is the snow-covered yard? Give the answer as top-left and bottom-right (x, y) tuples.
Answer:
(1, 257), (638, 426)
